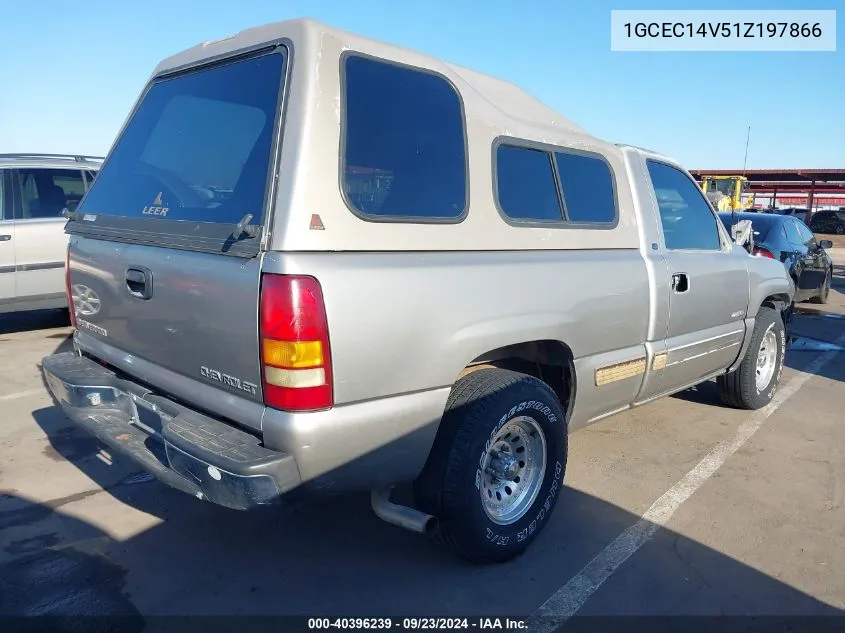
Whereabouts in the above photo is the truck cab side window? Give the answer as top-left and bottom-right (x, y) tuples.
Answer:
(646, 160), (722, 251)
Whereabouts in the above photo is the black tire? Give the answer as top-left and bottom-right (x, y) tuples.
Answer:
(809, 269), (831, 305)
(782, 299), (795, 326)
(836, 223), (844, 235)
(716, 306), (786, 410)
(414, 368), (568, 564)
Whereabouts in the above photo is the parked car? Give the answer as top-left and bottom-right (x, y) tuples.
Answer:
(0, 153), (101, 314)
(719, 212), (833, 315)
(808, 209), (845, 235)
(40, 19), (792, 564)
(773, 207), (809, 223)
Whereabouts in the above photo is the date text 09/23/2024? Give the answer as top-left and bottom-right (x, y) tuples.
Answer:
(307, 618), (528, 630)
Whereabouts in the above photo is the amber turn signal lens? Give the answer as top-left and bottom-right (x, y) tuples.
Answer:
(262, 339), (324, 369)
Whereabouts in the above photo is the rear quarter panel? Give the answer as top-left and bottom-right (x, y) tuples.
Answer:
(262, 249), (651, 428)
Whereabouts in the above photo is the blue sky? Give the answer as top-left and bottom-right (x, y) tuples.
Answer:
(1, 0), (841, 169)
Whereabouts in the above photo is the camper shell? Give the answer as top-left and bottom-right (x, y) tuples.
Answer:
(88, 18), (639, 254)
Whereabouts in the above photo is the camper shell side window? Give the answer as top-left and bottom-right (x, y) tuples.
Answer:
(492, 137), (619, 229)
(340, 53), (469, 223)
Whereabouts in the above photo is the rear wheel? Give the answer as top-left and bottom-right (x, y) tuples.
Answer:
(716, 306), (786, 410)
(414, 368), (567, 564)
(836, 223), (844, 235)
(809, 269), (831, 305)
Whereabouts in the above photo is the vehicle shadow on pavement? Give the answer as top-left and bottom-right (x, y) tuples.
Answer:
(1, 484), (843, 620)
(0, 309), (70, 335)
(17, 389), (845, 619)
(784, 310), (845, 385)
(44, 334), (75, 356)
(669, 380), (724, 408)
(673, 311), (845, 408)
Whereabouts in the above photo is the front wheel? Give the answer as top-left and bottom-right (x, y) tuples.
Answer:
(414, 368), (568, 564)
(716, 306), (786, 410)
(782, 298), (795, 326)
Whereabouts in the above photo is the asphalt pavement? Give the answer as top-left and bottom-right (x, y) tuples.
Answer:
(1, 264), (844, 627)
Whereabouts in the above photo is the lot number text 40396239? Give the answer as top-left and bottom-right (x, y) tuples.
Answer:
(307, 618), (528, 630)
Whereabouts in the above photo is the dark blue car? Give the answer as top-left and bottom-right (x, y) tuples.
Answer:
(719, 212), (834, 311)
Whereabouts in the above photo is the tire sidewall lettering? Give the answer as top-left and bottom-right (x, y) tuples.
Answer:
(768, 326), (786, 400)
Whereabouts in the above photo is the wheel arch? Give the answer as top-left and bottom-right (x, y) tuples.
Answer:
(727, 295), (788, 374)
(458, 339), (577, 422)
(760, 292), (791, 314)
(749, 271), (793, 318)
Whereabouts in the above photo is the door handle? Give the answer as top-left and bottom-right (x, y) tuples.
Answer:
(0, 234), (10, 242)
(671, 272), (690, 294)
(125, 267), (153, 300)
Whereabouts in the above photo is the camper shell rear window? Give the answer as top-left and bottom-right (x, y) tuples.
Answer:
(71, 46), (287, 255)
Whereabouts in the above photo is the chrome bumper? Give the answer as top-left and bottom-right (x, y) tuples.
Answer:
(41, 352), (301, 510)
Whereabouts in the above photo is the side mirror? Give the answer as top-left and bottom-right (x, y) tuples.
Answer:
(819, 240), (833, 249)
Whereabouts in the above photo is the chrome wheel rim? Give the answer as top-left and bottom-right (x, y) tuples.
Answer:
(756, 328), (778, 391)
(480, 416), (547, 525)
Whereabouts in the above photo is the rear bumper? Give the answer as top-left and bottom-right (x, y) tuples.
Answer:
(41, 352), (301, 510)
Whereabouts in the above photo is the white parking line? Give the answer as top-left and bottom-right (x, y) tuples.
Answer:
(0, 388), (45, 402)
(534, 332), (845, 627)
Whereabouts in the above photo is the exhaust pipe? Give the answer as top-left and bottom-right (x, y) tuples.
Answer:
(371, 488), (438, 535)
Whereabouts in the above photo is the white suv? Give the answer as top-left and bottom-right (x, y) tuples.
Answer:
(0, 153), (101, 314)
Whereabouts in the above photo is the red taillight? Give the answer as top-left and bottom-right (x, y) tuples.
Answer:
(259, 274), (333, 412)
(66, 246), (77, 329)
(753, 247), (775, 259)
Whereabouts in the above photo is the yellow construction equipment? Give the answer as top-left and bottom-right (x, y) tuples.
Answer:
(700, 175), (756, 212)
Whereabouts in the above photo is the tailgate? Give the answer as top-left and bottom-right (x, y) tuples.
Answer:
(69, 238), (263, 404)
(63, 45), (289, 418)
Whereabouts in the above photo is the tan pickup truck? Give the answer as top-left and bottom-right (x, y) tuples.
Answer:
(42, 19), (792, 563)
